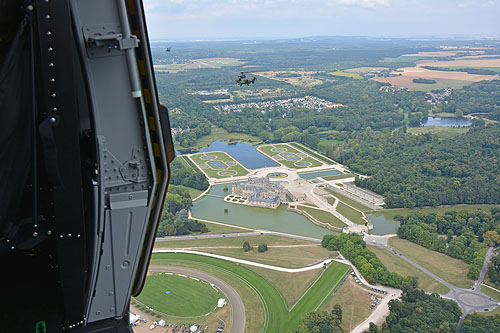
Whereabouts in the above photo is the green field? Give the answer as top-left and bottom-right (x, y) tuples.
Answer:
(295, 205), (345, 228)
(443, 66), (500, 72)
(289, 143), (335, 165)
(151, 252), (350, 332)
(202, 221), (251, 234)
(336, 202), (365, 224)
(189, 151), (248, 179)
(388, 237), (473, 288)
(480, 285), (500, 301)
(408, 126), (470, 139)
(324, 188), (373, 212)
(258, 144), (323, 169)
(327, 71), (362, 79)
(172, 184), (204, 199)
(135, 273), (221, 317)
(368, 245), (450, 295)
(322, 174), (354, 181)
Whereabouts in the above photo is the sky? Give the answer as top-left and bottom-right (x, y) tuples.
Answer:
(143, 0), (500, 40)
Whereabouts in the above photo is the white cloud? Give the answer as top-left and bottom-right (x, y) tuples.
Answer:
(335, 0), (389, 8)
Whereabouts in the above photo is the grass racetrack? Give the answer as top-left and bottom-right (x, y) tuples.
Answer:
(136, 273), (220, 317)
(151, 252), (350, 332)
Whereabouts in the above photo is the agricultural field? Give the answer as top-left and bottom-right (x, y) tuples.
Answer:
(373, 57), (500, 91)
(188, 151), (248, 179)
(151, 252), (350, 332)
(257, 143), (323, 169)
(388, 237), (473, 288)
(327, 71), (362, 79)
(255, 70), (326, 87)
(345, 67), (389, 73)
(154, 58), (245, 72)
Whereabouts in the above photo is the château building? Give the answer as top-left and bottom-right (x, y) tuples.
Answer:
(232, 177), (289, 209)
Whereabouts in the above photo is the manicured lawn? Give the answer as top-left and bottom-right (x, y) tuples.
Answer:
(321, 275), (373, 332)
(336, 202), (365, 224)
(258, 144), (322, 169)
(189, 151), (248, 179)
(151, 252), (350, 332)
(288, 143), (334, 165)
(202, 221), (252, 234)
(388, 237), (473, 288)
(171, 184), (204, 199)
(200, 245), (338, 269)
(249, 266), (323, 308)
(295, 205), (345, 228)
(368, 245), (449, 295)
(322, 174), (355, 181)
(324, 188), (373, 212)
(480, 285), (500, 301)
(367, 205), (500, 221)
(135, 273), (221, 317)
(477, 307), (500, 316)
(178, 155), (199, 172)
(155, 234), (319, 249)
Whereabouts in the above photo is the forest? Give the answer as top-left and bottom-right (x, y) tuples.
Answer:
(395, 210), (499, 278)
(379, 286), (461, 332)
(322, 234), (417, 289)
(157, 185), (209, 237)
(336, 124), (500, 208)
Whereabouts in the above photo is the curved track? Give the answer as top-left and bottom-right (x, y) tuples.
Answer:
(148, 265), (246, 333)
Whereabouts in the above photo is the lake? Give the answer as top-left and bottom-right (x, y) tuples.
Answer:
(179, 141), (278, 169)
(192, 184), (334, 239)
(422, 117), (471, 127)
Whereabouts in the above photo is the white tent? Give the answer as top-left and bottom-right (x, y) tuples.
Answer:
(190, 325), (198, 332)
(158, 320), (166, 327)
(217, 298), (227, 308)
(129, 313), (140, 325)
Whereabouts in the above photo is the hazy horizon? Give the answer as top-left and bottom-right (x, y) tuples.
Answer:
(144, 0), (500, 40)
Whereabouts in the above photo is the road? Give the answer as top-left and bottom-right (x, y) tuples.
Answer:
(155, 230), (323, 243)
(148, 265), (246, 333)
(369, 240), (499, 321)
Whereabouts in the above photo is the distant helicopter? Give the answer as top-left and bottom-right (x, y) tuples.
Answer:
(236, 72), (256, 86)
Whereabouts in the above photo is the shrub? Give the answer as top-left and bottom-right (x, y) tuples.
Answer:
(258, 244), (268, 253)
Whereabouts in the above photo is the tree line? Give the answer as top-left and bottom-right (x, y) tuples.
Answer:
(322, 234), (417, 289)
(157, 185), (209, 237)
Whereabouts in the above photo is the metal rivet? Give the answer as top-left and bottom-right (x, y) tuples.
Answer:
(6, 239), (10, 243)
(52, 107), (57, 111)
(46, 31), (52, 36)
(33, 232), (38, 237)
(48, 47), (53, 51)
(50, 78), (55, 82)
(59, 235), (63, 238)
(96, 311), (100, 315)
(77, 234), (81, 238)
(68, 233), (71, 237)
(27, 5), (34, 11)
(49, 63), (54, 67)
(47, 230), (52, 235)
(51, 93), (56, 97)
(11, 246), (15, 250)
(46, 14), (50, 19)
(34, 224), (38, 228)
(49, 117), (56, 123)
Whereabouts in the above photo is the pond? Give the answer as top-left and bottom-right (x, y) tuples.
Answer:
(180, 141), (278, 169)
(191, 196), (335, 239)
(299, 169), (342, 180)
(367, 213), (400, 235)
(422, 117), (472, 127)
